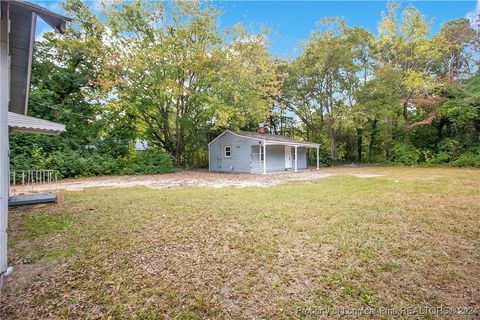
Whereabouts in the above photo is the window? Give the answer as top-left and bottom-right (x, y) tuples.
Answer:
(224, 146), (232, 158)
(260, 145), (264, 161)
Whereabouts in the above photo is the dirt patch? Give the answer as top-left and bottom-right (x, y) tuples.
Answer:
(11, 169), (335, 194)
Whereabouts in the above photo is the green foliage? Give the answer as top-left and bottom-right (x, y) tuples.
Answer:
(10, 148), (173, 178)
(101, 0), (278, 165)
(9, 1), (480, 174)
(121, 151), (174, 175)
(450, 151), (480, 168)
(391, 143), (420, 165)
(451, 152), (480, 168)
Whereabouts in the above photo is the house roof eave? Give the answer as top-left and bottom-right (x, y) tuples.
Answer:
(207, 130), (262, 146)
(264, 141), (320, 148)
(208, 130), (320, 148)
(8, 112), (66, 135)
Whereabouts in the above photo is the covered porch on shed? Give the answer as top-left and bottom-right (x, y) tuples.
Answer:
(251, 141), (320, 175)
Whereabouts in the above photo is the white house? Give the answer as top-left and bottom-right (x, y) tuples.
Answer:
(0, 0), (70, 287)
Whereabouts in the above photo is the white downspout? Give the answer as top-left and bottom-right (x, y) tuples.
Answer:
(316, 147), (320, 170)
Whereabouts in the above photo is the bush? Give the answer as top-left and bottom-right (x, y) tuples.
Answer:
(438, 138), (460, 161)
(121, 151), (173, 175)
(391, 143), (420, 165)
(11, 149), (173, 178)
(450, 152), (480, 168)
(429, 151), (450, 164)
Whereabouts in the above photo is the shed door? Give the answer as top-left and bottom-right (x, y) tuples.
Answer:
(285, 146), (292, 168)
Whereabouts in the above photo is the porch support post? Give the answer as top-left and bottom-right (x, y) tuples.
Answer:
(316, 147), (319, 170)
(294, 146), (298, 172)
(263, 141), (267, 175)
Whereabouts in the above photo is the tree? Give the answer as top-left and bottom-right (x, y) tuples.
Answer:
(282, 18), (374, 160)
(435, 18), (479, 81)
(101, 0), (277, 165)
(375, 3), (445, 124)
(20, 0), (138, 158)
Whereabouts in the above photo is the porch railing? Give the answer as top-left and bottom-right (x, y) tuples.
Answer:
(9, 170), (59, 196)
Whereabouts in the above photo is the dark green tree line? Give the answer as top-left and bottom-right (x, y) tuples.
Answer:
(9, 1), (480, 177)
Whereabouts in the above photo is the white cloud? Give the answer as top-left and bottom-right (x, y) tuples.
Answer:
(466, 0), (480, 29)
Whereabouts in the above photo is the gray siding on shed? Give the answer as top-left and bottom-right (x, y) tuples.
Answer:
(209, 132), (310, 174)
(297, 147), (307, 169)
(209, 131), (260, 173)
(266, 145), (286, 171)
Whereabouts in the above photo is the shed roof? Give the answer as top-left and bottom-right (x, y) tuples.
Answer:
(209, 130), (320, 147)
(8, 112), (66, 135)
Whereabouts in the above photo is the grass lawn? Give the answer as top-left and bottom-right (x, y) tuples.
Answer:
(2, 167), (479, 319)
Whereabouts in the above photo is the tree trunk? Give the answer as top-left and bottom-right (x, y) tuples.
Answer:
(368, 119), (378, 161)
(356, 128), (363, 162)
(173, 122), (185, 166)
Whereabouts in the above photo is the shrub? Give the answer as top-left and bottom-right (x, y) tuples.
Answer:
(419, 150), (435, 163)
(121, 151), (173, 175)
(450, 152), (480, 168)
(391, 143), (420, 165)
(438, 138), (460, 160)
(11, 149), (173, 178)
(429, 151), (450, 164)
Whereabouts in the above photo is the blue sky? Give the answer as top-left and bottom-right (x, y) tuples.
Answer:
(35, 0), (480, 58)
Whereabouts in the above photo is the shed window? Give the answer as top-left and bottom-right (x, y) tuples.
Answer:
(224, 146), (232, 158)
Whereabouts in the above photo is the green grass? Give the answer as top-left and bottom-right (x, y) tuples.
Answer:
(20, 212), (74, 238)
(3, 167), (480, 319)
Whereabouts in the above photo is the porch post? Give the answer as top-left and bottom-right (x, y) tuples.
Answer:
(294, 146), (298, 172)
(263, 141), (267, 175)
(316, 147), (319, 170)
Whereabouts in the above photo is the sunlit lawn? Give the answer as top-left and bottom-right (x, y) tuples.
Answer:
(3, 167), (480, 319)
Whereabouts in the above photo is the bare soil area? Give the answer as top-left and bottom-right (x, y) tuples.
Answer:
(11, 166), (394, 195)
(12, 168), (337, 194)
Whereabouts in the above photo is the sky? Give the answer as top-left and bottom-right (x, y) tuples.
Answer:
(34, 0), (480, 58)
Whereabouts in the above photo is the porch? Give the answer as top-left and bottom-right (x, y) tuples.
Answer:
(250, 142), (320, 175)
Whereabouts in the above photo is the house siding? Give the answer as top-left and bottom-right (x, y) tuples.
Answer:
(209, 131), (260, 173)
(265, 145), (286, 172)
(297, 147), (307, 169)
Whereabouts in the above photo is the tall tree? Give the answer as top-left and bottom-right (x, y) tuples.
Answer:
(435, 18), (479, 81)
(283, 18), (374, 160)
(101, 0), (277, 165)
(375, 3), (445, 124)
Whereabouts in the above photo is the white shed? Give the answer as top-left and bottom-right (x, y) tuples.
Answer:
(208, 130), (320, 174)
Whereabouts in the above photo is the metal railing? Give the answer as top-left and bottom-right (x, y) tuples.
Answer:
(9, 170), (59, 196)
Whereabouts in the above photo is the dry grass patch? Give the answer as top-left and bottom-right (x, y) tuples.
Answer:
(1, 166), (479, 319)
